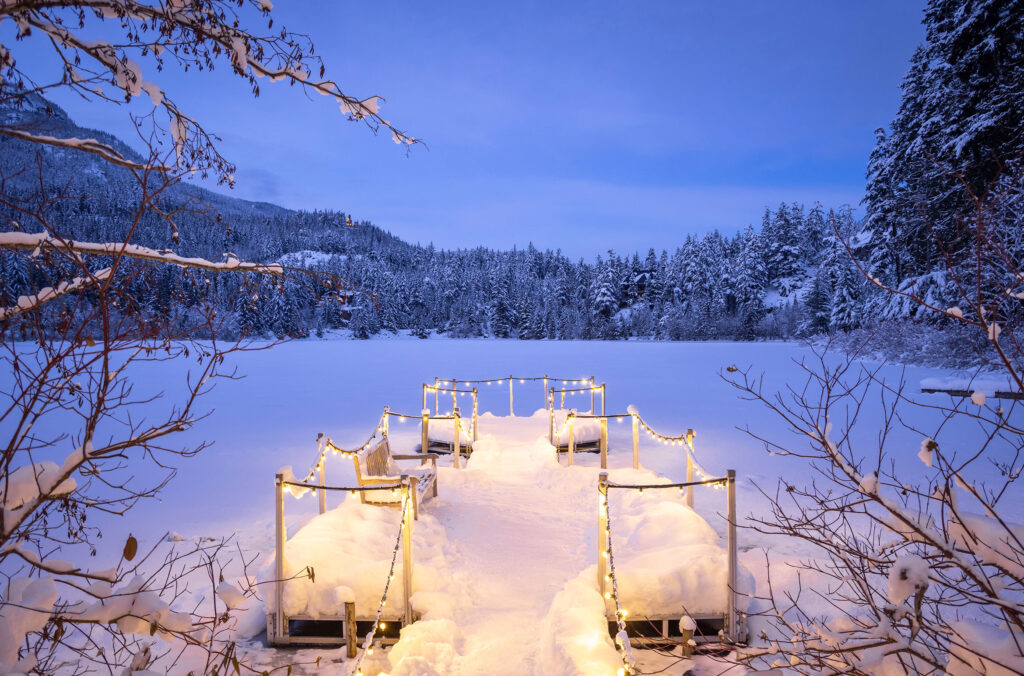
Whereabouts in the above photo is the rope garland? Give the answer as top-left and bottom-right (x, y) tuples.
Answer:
(351, 491), (411, 676)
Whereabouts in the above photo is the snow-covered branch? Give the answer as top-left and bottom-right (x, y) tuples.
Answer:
(0, 128), (168, 172)
(0, 266), (111, 320)
(0, 232), (283, 276)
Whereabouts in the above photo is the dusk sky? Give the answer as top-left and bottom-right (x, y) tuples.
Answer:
(15, 1), (926, 258)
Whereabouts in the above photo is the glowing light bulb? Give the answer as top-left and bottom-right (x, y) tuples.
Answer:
(604, 591), (611, 599)
(379, 622), (386, 629)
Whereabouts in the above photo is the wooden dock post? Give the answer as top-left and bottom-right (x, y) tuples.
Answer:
(548, 388), (555, 443)
(421, 409), (429, 455)
(590, 377), (595, 414)
(274, 473), (286, 642)
(401, 477), (414, 628)
(472, 388), (479, 442)
(600, 383), (606, 416)
(410, 476), (420, 521)
(452, 408), (461, 469)
(632, 415), (639, 470)
(598, 472), (609, 597)
(451, 377), (457, 414)
(568, 416), (575, 467)
(509, 374), (514, 416)
(382, 406), (390, 437)
(433, 378), (439, 415)
(345, 602), (357, 658)
(685, 429), (695, 508)
(543, 374), (549, 409)
(318, 457), (326, 515)
(726, 469), (739, 643)
(681, 623), (694, 656)
(599, 417), (608, 469)
(421, 384), (427, 411)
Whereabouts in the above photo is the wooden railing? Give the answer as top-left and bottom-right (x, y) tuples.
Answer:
(549, 409), (703, 508)
(598, 470), (743, 649)
(270, 476), (415, 654)
(428, 375), (595, 416)
(549, 381), (606, 415)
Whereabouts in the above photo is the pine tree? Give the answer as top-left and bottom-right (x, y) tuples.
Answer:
(830, 262), (862, 332)
(801, 267), (832, 336)
(591, 258), (619, 320)
(863, 0), (1024, 290)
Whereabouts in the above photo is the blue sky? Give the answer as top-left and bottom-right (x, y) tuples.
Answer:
(11, 1), (925, 257)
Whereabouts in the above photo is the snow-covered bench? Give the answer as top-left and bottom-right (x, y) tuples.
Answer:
(354, 438), (438, 509)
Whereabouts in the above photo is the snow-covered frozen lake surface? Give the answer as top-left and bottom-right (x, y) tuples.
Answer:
(65, 338), (1022, 674)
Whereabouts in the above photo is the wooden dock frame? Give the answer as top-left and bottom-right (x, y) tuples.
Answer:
(598, 470), (746, 647)
(416, 409), (475, 464)
(268, 474), (418, 651)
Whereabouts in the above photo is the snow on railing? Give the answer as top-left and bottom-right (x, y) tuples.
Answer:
(598, 470), (744, 654)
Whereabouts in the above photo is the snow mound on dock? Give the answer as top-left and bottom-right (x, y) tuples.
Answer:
(262, 495), (452, 619)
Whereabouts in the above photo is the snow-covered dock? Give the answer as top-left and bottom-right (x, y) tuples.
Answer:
(266, 377), (749, 675)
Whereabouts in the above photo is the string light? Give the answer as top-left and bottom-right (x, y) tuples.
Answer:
(602, 488), (636, 675)
(351, 493), (411, 675)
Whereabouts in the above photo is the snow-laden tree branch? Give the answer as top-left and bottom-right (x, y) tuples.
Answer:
(0, 1), (409, 672)
(1, 0), (419, 183)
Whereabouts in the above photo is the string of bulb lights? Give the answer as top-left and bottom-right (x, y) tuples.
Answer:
(600, 474), (730, 674)
(550, 407), (717, 484)
(276, 375), (735, 670)
(352, 491), (411, 676)
(601, 489), (636, 676)
(305, 415), (387, 482)
(430, 376), (592, 386)
(302, 407), (483, 485)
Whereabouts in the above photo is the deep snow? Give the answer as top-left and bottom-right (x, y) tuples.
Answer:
(14, 338), (1023, 674)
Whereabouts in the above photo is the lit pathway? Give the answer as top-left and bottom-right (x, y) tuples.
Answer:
(431, 414), (595, 675)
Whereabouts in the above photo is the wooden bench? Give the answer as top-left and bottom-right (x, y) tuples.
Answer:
(353, 438), (438, 515)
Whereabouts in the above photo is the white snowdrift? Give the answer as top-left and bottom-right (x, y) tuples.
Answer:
(538, 574), (623, 675)
(263, 495), (452, 619)
(605, 471), (754, 617)
(426, 421), (472, 445)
